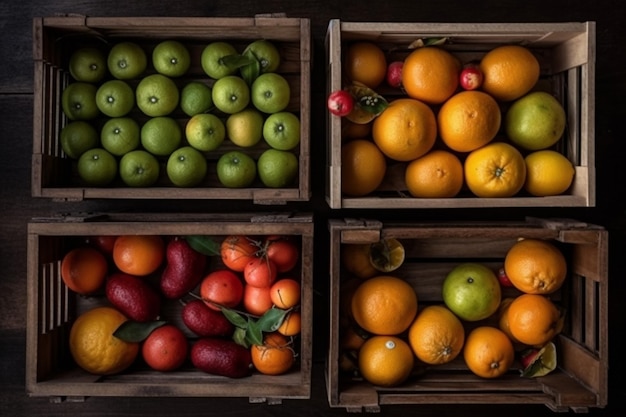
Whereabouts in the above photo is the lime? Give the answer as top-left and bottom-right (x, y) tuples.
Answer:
(107, 41), (147, 80)
(166, 146), (207, 187)
(185, 113), (225, 152)
(226, 108), (264, 147)
(152, 40), (190, 78)
(61, 82), (100, 121)
(96, 79), (135, 117)
(216, 151), (256, 188)
(257, 149), (298, 188)
(369, 238), (405, 273)
(136, 73), (179, 117)
(101, 117), (140, 156)
(77, 148), (118, 186)
(140, 116), (182, 156)
(119, 150), (160, 187)
(442, 263), (501, 322)
(201, 41), (238, 79)
(180, 81), (213, 116)
(69, 47), (107, 83)
(60, 121), (99, 159)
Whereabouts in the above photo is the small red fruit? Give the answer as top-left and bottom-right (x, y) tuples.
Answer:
(386, 61), (403, 88)
(327, 89), (355, 117)
(142, 324), (189, 372)
(459, 64), (484, 90)
(497, 267), (514, 287)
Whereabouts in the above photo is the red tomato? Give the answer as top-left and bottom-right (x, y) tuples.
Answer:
(244, 257), (277, 288)
(220, 235), (258, 272)
(265, 236), (299, 273)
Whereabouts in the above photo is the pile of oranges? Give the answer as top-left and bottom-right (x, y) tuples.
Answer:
(339, 237), (567, 386)
(338, 41), (575, 199)
(61, 233), (302, 377)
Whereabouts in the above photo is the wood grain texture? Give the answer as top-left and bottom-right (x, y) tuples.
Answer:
(2, 0), (626, 415)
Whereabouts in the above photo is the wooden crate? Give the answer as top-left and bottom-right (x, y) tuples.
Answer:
(326, 217), (608, 412)
(325, 20), (595, 209)
(32, 16), (311, 204)
(26, 212), (313, 402)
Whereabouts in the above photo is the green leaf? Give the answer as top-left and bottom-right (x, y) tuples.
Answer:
(358, 95), (388, 116)
(232, 327), (250, 348)
(221, 54), (256, 71)
(221, 308), (248, 329)
(246, 318), (264, 346)
(240, 49), (261, 85)
(185, 235), (221, 256)
(113, 320), (167, 343)
(256, 307), (289, 332)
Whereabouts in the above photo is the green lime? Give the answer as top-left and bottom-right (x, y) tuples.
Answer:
(96, 79), (135, 117)
(180, 81), (213, 116)
(226, 108), (264, 147)
(101, 117), (140, 156)
(61, 82), (100, 121)
(60, 121), (99, 159)
(216, 151), (256, 188)
(107, 41), (147, 80)
(152, 40), (191, 78)
(185, 113), (225, 152)
(136, 73), (180, 117)
(141, 116), (182, 156)
(77, 148), (118, 186)
(166, 146), (207, 187)
(119, 150), (160, 187)
(257, 149), (298, 188)
(69, 47), (107, 83)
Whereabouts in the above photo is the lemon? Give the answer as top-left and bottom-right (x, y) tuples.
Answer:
(524, 150), (575, 196)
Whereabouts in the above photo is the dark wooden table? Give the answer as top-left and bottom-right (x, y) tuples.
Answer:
(2, 1), (625, 415)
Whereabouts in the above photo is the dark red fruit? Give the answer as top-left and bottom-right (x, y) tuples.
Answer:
(105, 272), (162, 322)
(191, 338), (252, 378)
(181, 299), (234, 337)
(160, 237), (207, 299)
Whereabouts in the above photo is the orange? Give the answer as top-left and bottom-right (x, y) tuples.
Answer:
(69, 306), (139, 375)
(372, 98), (437, 161)
(342, 118), (372, 140)
(524, 150), (576, 196)
(464, 142), (526, 197)
(270, 278), (301, 309)
(341, 243), (378, 279)
(497, 297), (519, 343)
(243, 284), (273, 316)
(343, 41), (387, 88)
(480, 45), (540, 102)
(437, 90), (502, 153)
(405, 150), (464, 198)
(278, 310), (301, 336)
(112, 235), (165, 276)
(358, 335), (414, 387)
(61, 247), (108, 295)
(351, 275), (418, 335)
(503, 238), (567, 294)
(408, 305), (465, 365)
(251, 332), (296, 375)
(402, 46), (461, 104)
(463, 326), (514, 379)
(220, 235), (258, 272)
(341, 139), (387, 196)
(506, 294), (563, 347)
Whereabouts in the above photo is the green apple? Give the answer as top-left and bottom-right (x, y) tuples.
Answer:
(60, 121), (99, 159)
(77, 148), (118, 186)
(107, 41), (147, 80)
(216, 151), (257, 188)
(167, 146), (207, 187)
(119, 150), (160, 187)
(135, 73), (179, 117)
(201, 41), (238, 79)
(251, 72), (290, 114)
(68, 47), (107, 83)
(61, 82), (100, 121)
(211, 75), (250, 114)
(185, 113), (225, 152)
(442, 262), (501, 322)
(152, 40), (191, 78)
(505, 91), (566, 151)
(262, 111), (300, 150)
(96, 79), (135, 117)
(100, 117), (140, 156)
(257, 149), (298, 188)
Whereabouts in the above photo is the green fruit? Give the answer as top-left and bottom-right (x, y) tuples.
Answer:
(69, 47), (107, 83)
(180, 81), (213, 116)
(96, 79), (135, 117)
(101, 117), (140, 156)
(140, 116), (182, 156)
(251, 72), (290, 114)
(442, 263), (501, 322)
(504, 91), (566, 151)
(243, 39), (281, 73)
(257, 149), (298, 188)
(152, 40), (191, 78)
(119, 150), (160, 187)
(201, 41), (238, 79)
(61, 82), (100, 121)
(77, 148), (118, 186)
(166, 146), (208, 187)
(226, 108), (264, 147)
(216, 151), (256, 188)
(107, 41), (147, 80)
(136, 74), (180, 117)
(60, 121), (99, 159)
(185, 113), (225, 152)
(262, 111), (300, 150)
(211, 75), (250, 114)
